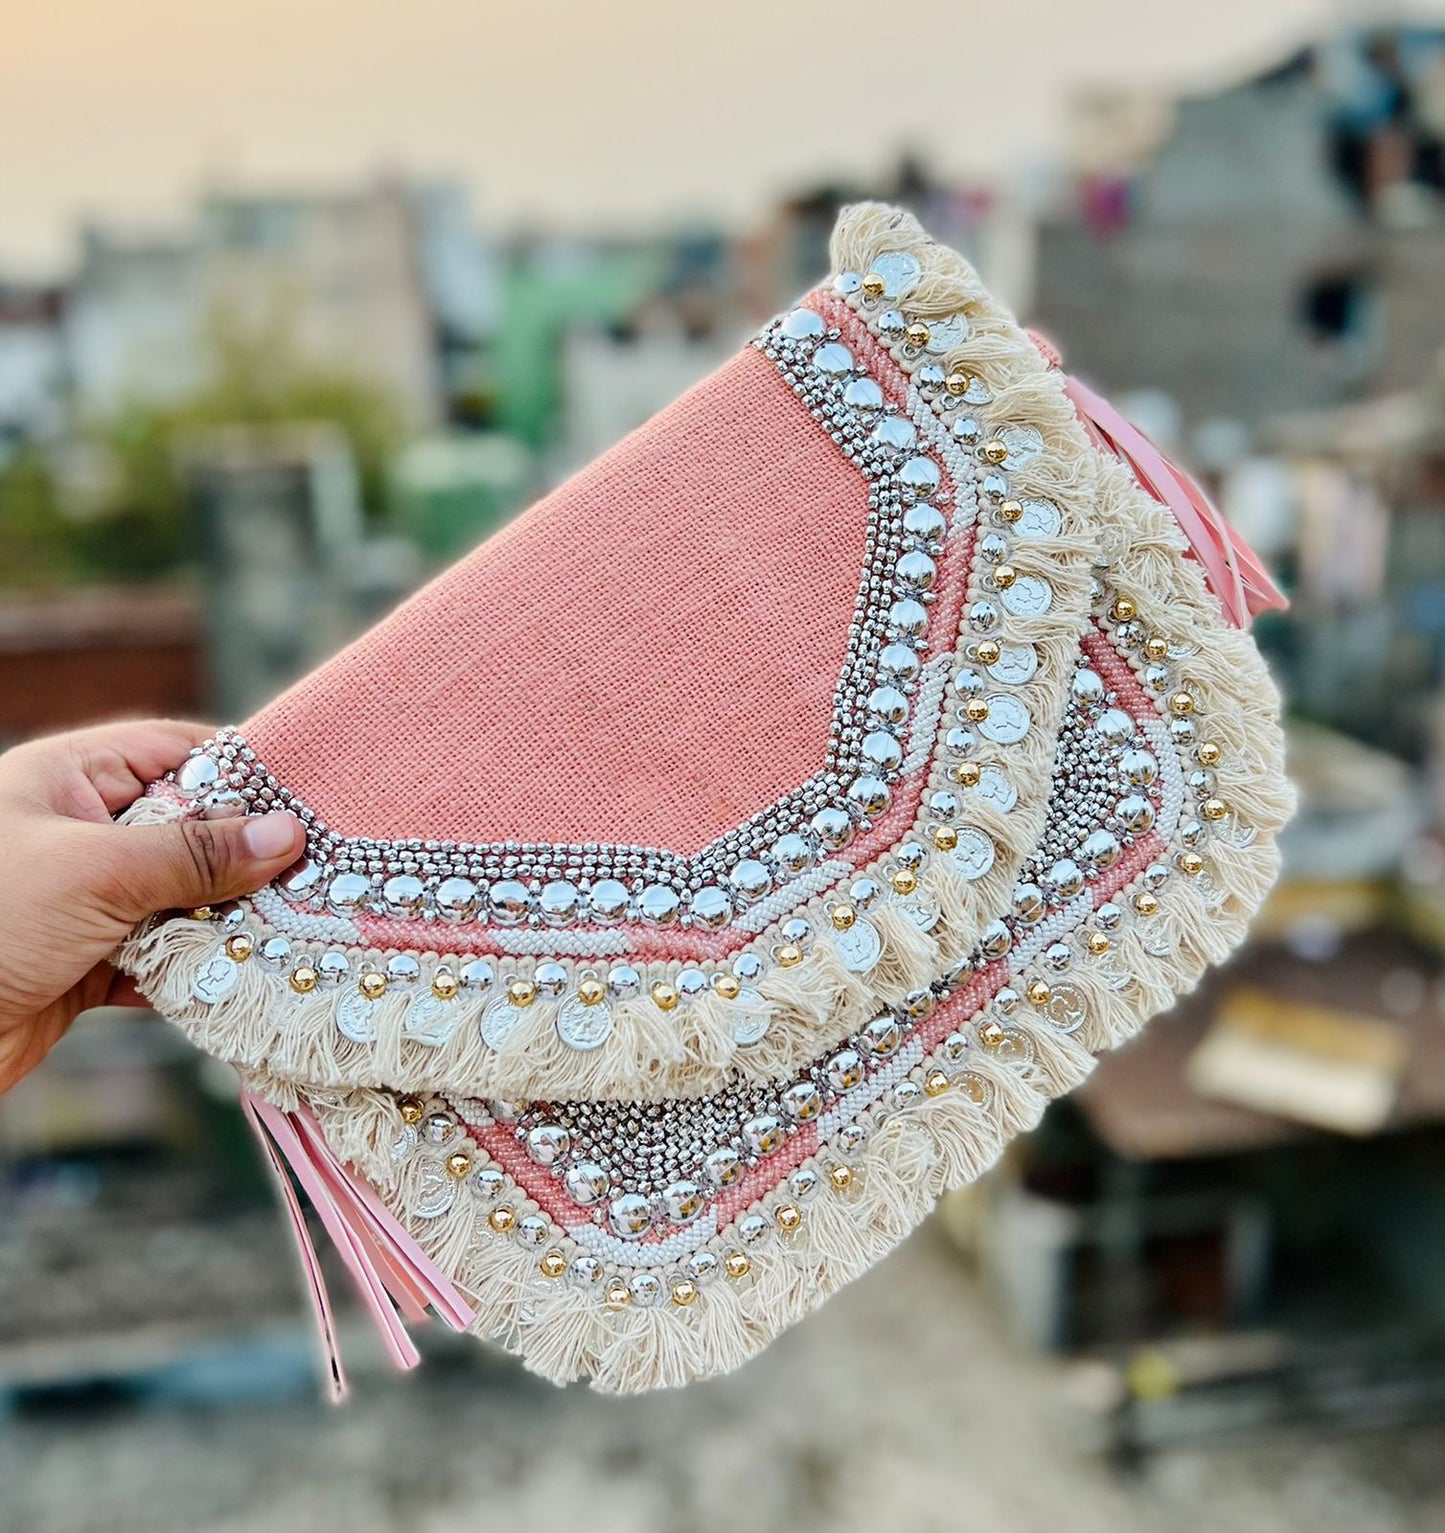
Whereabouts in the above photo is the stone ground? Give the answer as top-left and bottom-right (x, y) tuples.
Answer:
(2, 1221), (1443, 1533)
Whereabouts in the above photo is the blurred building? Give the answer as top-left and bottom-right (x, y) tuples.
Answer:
(56, 176), (510, 440)
(0, 281), (66, 459)
(1035, 25), (1445, 422)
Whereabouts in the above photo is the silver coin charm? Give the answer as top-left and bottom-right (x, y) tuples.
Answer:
(1014, 499), (1062, 538)
(970, 765), (1019, 814)
(897, 896), (941, 933)
(481, 999), (524, 1050)
(950, 828), (997, 881)
(985, 643), (1038, 687)
(998, 425), (1045, 466)
(403, 994), (459, 1048)
(731, 988), (772, 1047)
(191, 953), (239, 1004)
(1043, 982), (1087, 1034)
(834, 916), (883, 974)
(336, 988), (380, 1044)
(1001, 575), (1054, 617)
(556, 996), (613, 1052)
(413, 1163), (457, 1220)
(978, 694), (1031, 744)
(868, 249), (921, 298)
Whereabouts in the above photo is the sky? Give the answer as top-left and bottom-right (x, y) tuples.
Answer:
(2, 0), (1442, 274)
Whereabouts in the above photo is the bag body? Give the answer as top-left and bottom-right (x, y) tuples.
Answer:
(119, 203), (1292, 1393)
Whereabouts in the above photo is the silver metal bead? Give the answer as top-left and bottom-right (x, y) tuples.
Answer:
(326, 871), (371, 914)
(826, 1048), (864, 1092)
(435, 876), (479, 921)
(781, 1080), (822, 1121)
(812, 805), (855, 850)
(607, 1193), (654, 1240)
(487, 879), (531, 925)
(663, 1179), (706, 1223)
(565, 1162), (609, 1205)
(689, 885), (734, 929)
(382, 874), (426, 918)
(742, 1114), (785, 1156)
(526, 1123), (571, 1165)
(538, 879), (580, 925)
(534, 961), (568, 997)
(588, 878), (631, 923)
(638, 884), (682, 926)
(729, 857), (773, 903)
(772, 831), (818, 875)
(780, 306), (824, 339)
(846, 776), (891, 817)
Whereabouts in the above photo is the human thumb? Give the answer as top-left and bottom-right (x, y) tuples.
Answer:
(108, 811), (306, 920)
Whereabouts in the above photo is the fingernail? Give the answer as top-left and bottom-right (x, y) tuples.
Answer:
(243, 812), (302, 860)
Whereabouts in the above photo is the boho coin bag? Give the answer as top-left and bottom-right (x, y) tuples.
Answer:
(119, 204), (1292, 1395)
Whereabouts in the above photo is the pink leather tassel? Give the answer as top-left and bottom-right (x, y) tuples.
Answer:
(241, 1091), (475, 1401)
(1027, 332), (1288, 628)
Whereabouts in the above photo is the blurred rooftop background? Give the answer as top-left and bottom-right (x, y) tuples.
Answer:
(7, 7), (1445, 1531)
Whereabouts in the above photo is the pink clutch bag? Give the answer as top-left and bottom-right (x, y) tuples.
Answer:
(119, 203), (1292, 1394)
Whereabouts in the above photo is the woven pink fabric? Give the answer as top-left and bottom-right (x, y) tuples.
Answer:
(246, 348), (869, 855)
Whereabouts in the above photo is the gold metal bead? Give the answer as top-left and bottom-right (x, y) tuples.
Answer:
(982, 438), (1009, 464)
(445, 1150), (473, 1179)
(1143, 636), (1169, 661)
(945, 369), (971, 396)
(577, 978), (606, 1007)
(1169, 691), (1196, 716)
(905, 321), (931, 348)
(605, 1280), (631, 1307)
(891, 869), (918, 897)
(539, 1250), (568, 1279)
(830, 902), (857, 931)
(1086, 931), (1111, 956)
(775, 1203), (803, 1232)
(924, 1069), (952, 1096)
(992, 563), (1017, 590)
(1025, 980), (1052, 1007)
(1134, 891), (1161, 917)
(224, 932), (254, 962)
(1177, 850), (1205, 876)
(289, 964), (319, 994)
(723, 1251), (752, 1280)
(979, 1018), (1008, 1047)
(431, 969), (460, 1001)
(828, 1163), (854, 1191)
(652, 982), (679, 1010)
(359, 971), (387, 1001)
(932, 824), (960, 851)
(714, 973), (741, 1001)
(398, 1097), (424, 1125)
(488, 1205), (516, 1233)
(189, 906), (216, 922)
(1201, 796), (1229, 822)
(1196, 741), (1221, 766)
(776, 943), (805, 969)
(976, 638), (1002, 665)
(671, 1279), (699, 1307)
(860, 274), (886, 300)
(951, 760), (981, 789)
(999, 498), (1024, 523)
(508, 978), (537, 1008)
(1111, 595), (1137, 622)
(963, 697), (991, 723)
